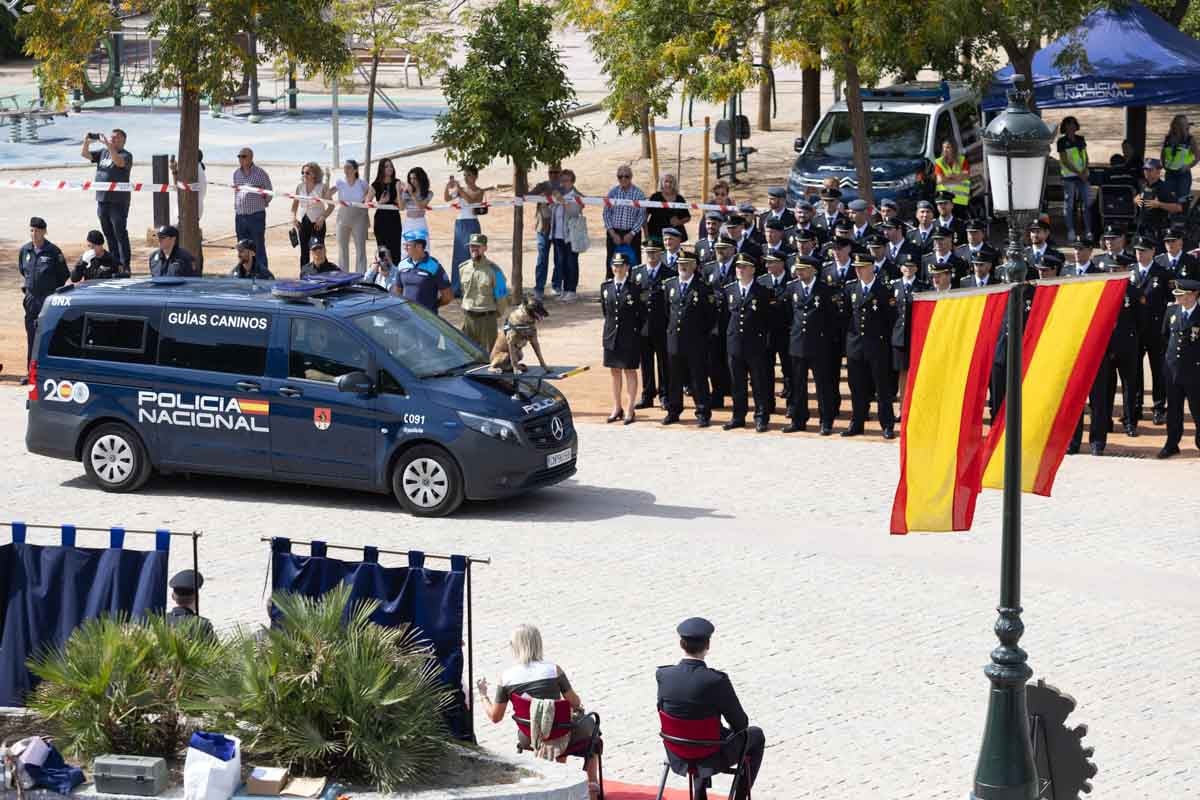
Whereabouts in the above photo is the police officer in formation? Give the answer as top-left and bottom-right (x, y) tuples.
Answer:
(18, 216), (69, 381)
(70, 230), (125, 282)
(757, 253), (792, 412)
(167, 569), (215, 640)
(601, 253), (644, 425)
(842, 254), (897, 438)
(757, 186), (796, 235)
(724, 254), (773, 431)
(921, 228), (968, 286)
(662, 251), (715, 427)
(149, 224), (198, 277)
(1095, 223), (1134, 272)
(1156, 227), (1200, 280)
(1159, 278), (1200, 458)
(955, 219), (998, 265)
(908, 200), (939, 253)
(882, 218), (920, 265)
(703, 238), (739, 408)
(633, 238), (675, 410)
(1085, 269), (1141, 454)
(1024, 219), (1065, 279)
(783, 255), (838, 434)
(1131, 236), (1173, 425)
(762, 220), (796, 266)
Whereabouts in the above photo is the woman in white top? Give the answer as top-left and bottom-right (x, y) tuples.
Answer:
(401, 166), (434, 254)
(476, 625), (602, 799)
(291, 161), (327, 270)
(444, 165), (485, 297)
(330, 159), (370, 273)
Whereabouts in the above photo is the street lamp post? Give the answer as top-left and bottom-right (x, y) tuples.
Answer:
(974, 77), (1053, 800)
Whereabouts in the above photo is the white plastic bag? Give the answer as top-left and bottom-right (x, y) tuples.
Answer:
(183, 734), (241, 800)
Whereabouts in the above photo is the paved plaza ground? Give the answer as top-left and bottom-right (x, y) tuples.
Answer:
(3, 385), (1197, 797)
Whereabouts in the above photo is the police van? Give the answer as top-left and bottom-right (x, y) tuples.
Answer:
(25, 274), (578, 517)
(787, 81), (985, 216)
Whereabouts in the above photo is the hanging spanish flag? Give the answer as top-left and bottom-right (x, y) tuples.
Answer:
(890, 286), (1010, 534)
(980, 274), (1129, 496)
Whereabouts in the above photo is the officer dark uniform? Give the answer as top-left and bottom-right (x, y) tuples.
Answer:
(821, 238), (856, 419)
(725, 216), (763, 267)
(1136, 158), (1181, 239)
(1095, 224), (1135, 272)
(663, 252), (715, 427)
(813, 187), (847, 233)
(866, 234), (899, 283)
(846, 199), (877, 246)
(961, 253), (999, 288)
(301, 238), (342, 276)
(655, 618), (765, 800)
(724, 255), (773, 431)
(229, 238), (275, 279)
(149, 224), (198, 277)
(757, 187), (797, 237)
(843, 255), (897, 437)
(600, 254), (644, 373)
(18, 216), (69, 374)
(881, 219), (922, 265)
(702, 238), (739, 408)
(907, 200), (940, 254)
(1155, 227), (1200, 280)
(920, 228), (969, 286)
(694, 212), (725, 265)
(783, 255), (838, 434)
(1023, 220), (1065, 281)
(70, 230), (124, 282)
(757, 254), (792, 410)
(891, 256), (930, 374)
(633, 239), (676, 409)
(761, 220), (797, 267)
(933, 191), (968, 245)
(1158, 279), (1200, 457)
(791, 200), (827, 247)
(954, 218), (999, 265)
(1130, 236), (1173, 424)
(1089, 278), (1141, 451)
(167, 569), (216, 640)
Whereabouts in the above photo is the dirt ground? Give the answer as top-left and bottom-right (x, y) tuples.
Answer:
(1, 84), (1196, 457)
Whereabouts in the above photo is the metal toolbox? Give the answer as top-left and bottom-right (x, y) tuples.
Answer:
(93, 754), (169, 797)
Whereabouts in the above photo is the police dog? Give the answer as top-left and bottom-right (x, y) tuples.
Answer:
(489, 294), (549, 372)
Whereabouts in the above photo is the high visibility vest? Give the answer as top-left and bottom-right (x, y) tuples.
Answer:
(934, 155), (970, 206)
(1060, 139), (1088, 178)
(1163, 140), (1196, 172)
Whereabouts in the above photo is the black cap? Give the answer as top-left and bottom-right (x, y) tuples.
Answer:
(169, 569), (204, 592)
(794, 255), (821, 270)
(916, 200), (934, 211)
(934, 190), (956, 203)
(819, 186), (842, 200)
(1068, 237), (1095, 250)
(765, 219), (786, 232)
(236, 238), (256, 251)
(1028, 219), (1050, 231)
(642, 237), (664, 252)
(971, 254), (994, 266)
(880, 219), (900, 230)
(931, 226), (953, 240)
(1163, 226), (1185, 241)
(86, 230), (104, 245)
(676, 617), (715, 639)
(29, 216), (47, 230)
(1102, 223), (1127, 238)
(794, 229), (817, 242)
(734, 253), (757, 268)
(310, 237), (325, 249)
(716, 235), (738, 248)
(157, 224), (179, 238)
(1133, 236), (1157, 250)
(726, 214), (747, 227)
(965, 218), (987, 232)
(1174, 278), (1200, 293)
(833, 236), (853, 248)
(866, 233), (887, 247)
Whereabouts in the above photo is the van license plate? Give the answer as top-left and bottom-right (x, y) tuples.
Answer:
(547, 448), (573, 468)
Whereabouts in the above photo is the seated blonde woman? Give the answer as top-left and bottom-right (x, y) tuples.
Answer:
(476, 624), (603, 799)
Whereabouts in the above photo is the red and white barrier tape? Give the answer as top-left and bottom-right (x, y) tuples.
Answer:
(4, 178), (202, 193)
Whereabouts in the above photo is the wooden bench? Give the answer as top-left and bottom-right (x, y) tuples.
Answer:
(352, 47), (423, 88)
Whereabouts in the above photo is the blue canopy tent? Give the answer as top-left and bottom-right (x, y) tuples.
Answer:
(983, 1), (1200, 112)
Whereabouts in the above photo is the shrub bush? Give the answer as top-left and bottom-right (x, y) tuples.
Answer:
(27, 614), (226, 759)
(192, 586), (453, 790)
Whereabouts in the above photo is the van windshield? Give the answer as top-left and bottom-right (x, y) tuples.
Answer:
(352, 302), (486, 378)
(807, 111), (928, 159)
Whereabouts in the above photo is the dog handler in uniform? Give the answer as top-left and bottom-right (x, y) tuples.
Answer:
(458, 233), (509, 352)
(166, 569), (215, 640)
(395, 229), (453, 314)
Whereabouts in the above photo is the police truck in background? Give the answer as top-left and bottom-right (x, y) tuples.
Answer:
(25, 276), (578, 517)
(787, 82), (986, 217)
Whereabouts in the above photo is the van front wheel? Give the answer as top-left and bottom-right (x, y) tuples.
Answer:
(82, 423), (152, 492)
(391, 445), (464, 516)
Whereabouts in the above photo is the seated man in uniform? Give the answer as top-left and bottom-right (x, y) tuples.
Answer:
(656, 618), (765, 800)
(166, 569), (215, 640)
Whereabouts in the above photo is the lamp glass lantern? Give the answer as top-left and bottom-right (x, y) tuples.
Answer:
(982, 80), (1054, 216)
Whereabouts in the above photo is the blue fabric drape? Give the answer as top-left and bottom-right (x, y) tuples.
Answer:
(269, 538), (471, 739)
(0, 525), (170, 706)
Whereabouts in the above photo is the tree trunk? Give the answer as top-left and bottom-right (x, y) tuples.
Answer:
(757, 14), (772, 132)
(178, 85), (203, 271)
(801, 66), (820, 138)
(639, 105), (651, 159)
(1005, 48), (1037, 110)
(364, 52), (379, 178)
(511, 163), (528, 294)
(1168, 0), (1191, 25)
(842, 55), (874, 207)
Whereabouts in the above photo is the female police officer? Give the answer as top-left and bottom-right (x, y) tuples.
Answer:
(601, 253), (645, 424)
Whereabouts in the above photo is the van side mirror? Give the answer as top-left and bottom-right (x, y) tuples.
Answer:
(794, 137), (804, 153)
(336, 370), (374, 394)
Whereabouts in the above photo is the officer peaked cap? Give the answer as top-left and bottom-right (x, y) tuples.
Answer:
(169, 569), (204, 592)
(677, 617), (715, 638)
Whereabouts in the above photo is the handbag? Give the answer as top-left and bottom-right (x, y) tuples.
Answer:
(568, 211), (590, 254)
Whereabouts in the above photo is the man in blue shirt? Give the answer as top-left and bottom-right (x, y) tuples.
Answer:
(396, 230), (453, 314)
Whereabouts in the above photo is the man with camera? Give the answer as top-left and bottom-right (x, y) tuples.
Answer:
(80, 129), (132, 273)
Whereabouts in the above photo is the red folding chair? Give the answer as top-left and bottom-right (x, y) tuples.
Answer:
(655, 711), (750, 800)
(510, 693), (604, 798)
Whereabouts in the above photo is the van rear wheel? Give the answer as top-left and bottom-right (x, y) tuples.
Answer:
(391, 445), (464, 517)
(82, 423), (152, 493)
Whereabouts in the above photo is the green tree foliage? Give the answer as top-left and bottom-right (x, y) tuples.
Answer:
(17, 0), (115, 108)
(969, 0), (1096, 103)
(335, 0), (451, 176)
(191, 587), (453, 790)
(27, 614), (226, 760)
(436, 0), (586, 292)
